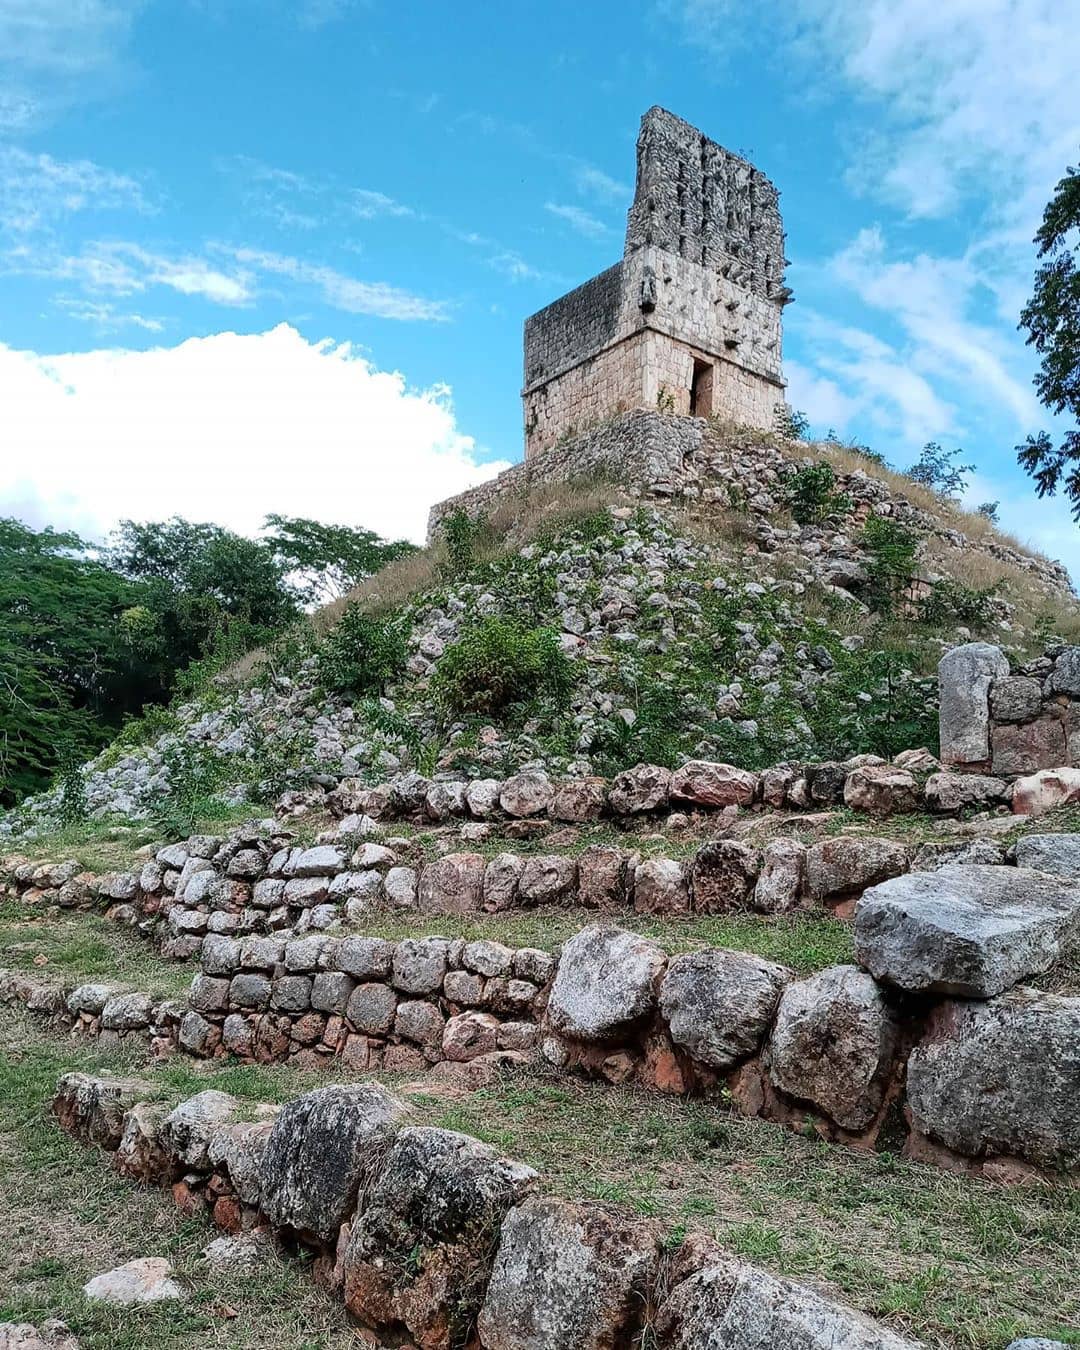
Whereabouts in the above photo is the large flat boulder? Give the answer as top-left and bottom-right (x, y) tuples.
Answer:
(660, 950), (789, 1070)
(766, 965), (898, 1132)
(260, 1083), (404, 1244)
(343, 1126), (537, 1350)
(906, 988), (1080, 1171)
(854, 865), (1080, 997)
(477, 1197), (656, 1350)
(546, 926), (666, 1042)
(656, 1256), (923, 1348)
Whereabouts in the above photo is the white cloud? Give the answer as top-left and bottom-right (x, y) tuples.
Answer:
(0, 324), (510, 543)
(296, 0), (357, 27)
(789, 311), (957, 445)
(0, 0), (141, 127)
(829, 227), (1040, 425)
(54, 297), (163, 332)
(230, 247), (449, 320)
(352, 189), (413, 220)
(573, 164), (629, 202)
(544, 202), (611, 240)
(0, 145), (149, 233)
(8, 240), (255, 305)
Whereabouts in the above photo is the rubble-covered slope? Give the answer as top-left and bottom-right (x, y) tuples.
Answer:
(4, 425), (1077, 842)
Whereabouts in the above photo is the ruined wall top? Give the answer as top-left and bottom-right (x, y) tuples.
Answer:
(624, 106), (787, 304)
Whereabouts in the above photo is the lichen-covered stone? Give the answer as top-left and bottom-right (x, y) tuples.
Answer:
(419, 852), (486, 913)
(751, 838), (804, 913)
(392, 937), (450, 994)
(546, 925), (666, 1042)
(1013, 833), (1080, 879)
(260, 1083), (404, 1243)
(669, 760), (757, 808)
(843, 765), (920, 816)
(906, 988), (1080, 1171)
(519, 854), (577, 906)
(854, 865), (1080, 997)
(608, 763), (671, 814)
(52, 1072), (152, 1149)
(660, 949), (789, 1069)
(804, 837), (909, 903)
(656, 1255), (922, 1348)
(690, 840), (759, 913)
(477, 1197), (656, 1350)
(160, 1090), (240, 1170)
(632, 857), (690, 914)
(938, 642), (1009, 766)
(767, 965), (898, 1132)
(343, 1127), (537, 1350)
(576, 844), (632, 908)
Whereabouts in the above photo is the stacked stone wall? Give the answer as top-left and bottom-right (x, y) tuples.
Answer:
(53, 1070), (930, 1348)
(940, 642), (1080, 788)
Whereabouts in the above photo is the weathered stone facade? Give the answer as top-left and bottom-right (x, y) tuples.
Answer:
(522, 107), (787, 457)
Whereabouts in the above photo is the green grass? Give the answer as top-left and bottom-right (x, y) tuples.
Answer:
(339, 905), (855, 972)
(2, 1011), (1077, 1349)
(0, 1012), (361, 1348)
(0, 903), (193, 1000)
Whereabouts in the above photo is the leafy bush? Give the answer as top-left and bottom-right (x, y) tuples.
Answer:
(919, 578), (999, 628)
(861, 516), (920, 614)
(318, 607), (407, 699)
(774, 404), (810, 439)
(430, 618), (574, 717)
(153, 741), (229, 840)
(441, 508), (484, 578)
(976, 500), (1000, 523)
(784, 464), (852, 526)
(905, 441), (975, 499)
(807, 643), (938, 759)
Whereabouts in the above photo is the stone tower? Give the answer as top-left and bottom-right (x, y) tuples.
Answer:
(522, 107), (789, 459)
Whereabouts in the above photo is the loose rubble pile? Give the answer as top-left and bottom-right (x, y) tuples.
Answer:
(9, 411), (1079, 847)
(51, 1072), (933, 1349)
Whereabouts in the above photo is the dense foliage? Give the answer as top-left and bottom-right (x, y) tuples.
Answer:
(1, 513), (410, 806)
(430, 617), (575, 717)
(317, 607), (408, 698)
(1016, 160), (1080, 516)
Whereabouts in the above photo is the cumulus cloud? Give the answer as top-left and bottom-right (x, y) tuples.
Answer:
(0, 324), (510, 543)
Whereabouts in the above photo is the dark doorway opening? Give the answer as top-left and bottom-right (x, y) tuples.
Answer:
(690, 360), (714, 417)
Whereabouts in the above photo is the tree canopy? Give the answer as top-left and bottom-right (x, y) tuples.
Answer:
(1, 512), (411, 807)
(1016, 159), (1080, 515)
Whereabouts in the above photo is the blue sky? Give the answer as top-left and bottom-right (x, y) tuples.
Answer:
(2, 0), (1079, 569)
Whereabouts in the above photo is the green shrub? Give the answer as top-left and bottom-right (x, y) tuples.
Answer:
(785, 464), (852, 525)
(153, 741), (229, 840)
(919, 578), (999, 628)
(774, 404), (810, 439)
(807, 642), (938, 759)
(430, 618), (574, 717)
(441, 508), (484, 578)
(318, 607), (406, 699)
(861, 516), (920, 613)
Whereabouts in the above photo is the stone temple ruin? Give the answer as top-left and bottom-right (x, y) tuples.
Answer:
(522, 106), (789, 458)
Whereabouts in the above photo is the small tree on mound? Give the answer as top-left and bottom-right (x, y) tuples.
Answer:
(430, 618), (574, 718)
(318, 607), (407, 699)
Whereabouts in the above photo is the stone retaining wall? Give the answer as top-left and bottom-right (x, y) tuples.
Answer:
(53, 1072), (928, 1349)
(940, 642), (1080, 797)
(9, 844), (1079, 1181)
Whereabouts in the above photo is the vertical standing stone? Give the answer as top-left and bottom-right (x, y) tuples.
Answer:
(938, 643), (1010, 767)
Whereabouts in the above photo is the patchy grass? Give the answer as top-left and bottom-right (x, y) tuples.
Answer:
(342, 905), (853, 972)
(5, 802), (274, 875)
(425, 1071), (1080, 1350)
(0, 1014), (361, 1349)
(0, 903), (192, 1000)
(3, 1012), (1077, 1350)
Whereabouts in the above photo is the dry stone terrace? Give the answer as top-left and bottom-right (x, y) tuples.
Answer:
(5, 642), (1080, 1347)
